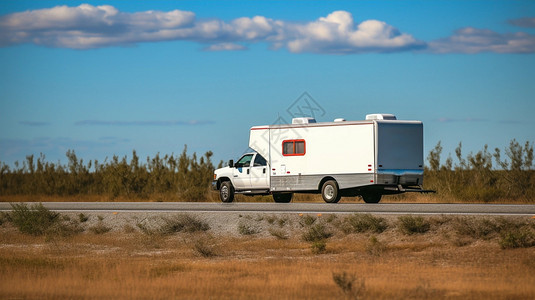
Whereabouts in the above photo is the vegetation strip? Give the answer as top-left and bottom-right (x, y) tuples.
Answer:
(1, 139), (533, 203)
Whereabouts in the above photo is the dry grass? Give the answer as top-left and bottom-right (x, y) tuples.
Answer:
(1, 219), (535, 299)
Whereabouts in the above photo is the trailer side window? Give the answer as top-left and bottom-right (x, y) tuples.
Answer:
(282, 140), (306, 156)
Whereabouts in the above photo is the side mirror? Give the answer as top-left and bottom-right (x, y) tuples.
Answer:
(228, 160), (234, 168)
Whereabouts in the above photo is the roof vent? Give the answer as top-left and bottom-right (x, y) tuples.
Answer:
(292, 117), (317, 124)
(366, 114), (397, 120)
(334, 118), (346, 122)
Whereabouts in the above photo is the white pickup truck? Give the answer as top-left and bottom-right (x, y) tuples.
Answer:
(212, 114), (433, 203)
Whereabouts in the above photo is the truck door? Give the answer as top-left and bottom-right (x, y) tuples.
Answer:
(233, 154), (253, 190)
(250, 154), (269, 189)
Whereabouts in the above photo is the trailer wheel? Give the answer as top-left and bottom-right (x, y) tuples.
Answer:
(362, 193), (381, 203)
(219, 181), (235, 203)
(321, 180), (341, 203)
(273, 193), (293, 203)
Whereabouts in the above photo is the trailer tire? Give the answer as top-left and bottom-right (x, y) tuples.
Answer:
(219, 181), (235, 203)
(321, 180), (341, 203)
(362, 193), (381, 203)
(273, 193), (293, 203)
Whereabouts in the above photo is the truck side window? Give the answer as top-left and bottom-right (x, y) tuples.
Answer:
(282, 140), (306, 156)
(235, 154), (253, 167)
(253, 154), (267, 166)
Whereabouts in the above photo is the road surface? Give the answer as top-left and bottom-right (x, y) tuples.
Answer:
(1, 202), (534, 216)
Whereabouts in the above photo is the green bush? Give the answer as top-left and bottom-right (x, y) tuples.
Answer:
(425, 139), (534, 202)
(311, 240), (327, 254)
(160, 214), (210, 234)
(88, 222), (111, 235)
(0, 145), (216, 201)
(499, 229), (535, 249)
(299, 215), (317, 227)
(398, 216), (430, 235)
(342, 214), (388, 234)
(302, 223), (332, 242)
(9, 203), (59, 235)
(238, 222), (259, 235)
(452, 217), (499, 239)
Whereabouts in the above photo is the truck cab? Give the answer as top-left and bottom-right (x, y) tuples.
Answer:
(213, 152), (281, 202)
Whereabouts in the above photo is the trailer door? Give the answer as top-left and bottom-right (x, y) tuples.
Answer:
(375, 121), (423, 173)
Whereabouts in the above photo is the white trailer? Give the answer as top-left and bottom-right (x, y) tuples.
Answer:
(212, 114), (433, 203)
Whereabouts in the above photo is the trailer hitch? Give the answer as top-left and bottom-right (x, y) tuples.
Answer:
(384, 185), (436, 194)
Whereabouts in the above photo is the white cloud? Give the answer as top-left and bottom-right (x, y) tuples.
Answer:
(2, 4), (533, 54)
(204, 42), (246, 51)
(0, 4), (423, 53)
(285, 11), (425, 53)
(0, 4), (196, 48)
(428, 27), (535, 54)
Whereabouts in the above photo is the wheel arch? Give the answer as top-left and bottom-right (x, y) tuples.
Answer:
(318, 176), (337, 191)
(217, 177), (232, 190)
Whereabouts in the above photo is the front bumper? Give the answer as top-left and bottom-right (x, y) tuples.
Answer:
(211, 180), (218, 191)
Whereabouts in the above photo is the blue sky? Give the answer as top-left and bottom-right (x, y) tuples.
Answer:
(1, 1), (534, 168)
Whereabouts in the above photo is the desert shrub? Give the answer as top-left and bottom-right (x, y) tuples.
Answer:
(160, 214), (210, 235)
(7, 203), (84, 238)
(299, 215), (317, 227)
(342, 214), (388, 234)
(9, 203), (59, 235)
(332, 271), (365, 299)
(48, 218), (84, 238)
(78, 213), (89, 223)
(499, 229), (535, 249)
(89, 221), (111, 234)
(325, 214), (337, 223)
(266, 215), (276, 224)
(311, 240), (327, 254)
(268, 228), (288, 240)
(0, 212), (7, 226)
(136, 222), (155, 235)
(452, 217), (499, 239)
(123, 224), (136, 233)
(398, 216), (430, 235)
(238, 222), (259, 235)
(365, 235), (387, 256)
(302, 223), (332, 242)
(193, 236), (218, 257)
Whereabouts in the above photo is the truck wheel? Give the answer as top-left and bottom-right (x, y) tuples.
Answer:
(321, 180), (341, 203)
(273, 193), (292, 203)
(362, 193), (381, 203)
(219, 181), (234, 203)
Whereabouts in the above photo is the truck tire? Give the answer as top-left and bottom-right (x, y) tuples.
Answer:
(362, 193), (381, 203)
(273, 193), (292, 203)
(219, 181), (235, 203)
(321, 180), (341, 203)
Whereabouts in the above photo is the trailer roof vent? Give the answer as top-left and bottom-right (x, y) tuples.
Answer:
(366, 113), (397, 120)
(292, 117), (317, 124)
(334, 118), (346, 122)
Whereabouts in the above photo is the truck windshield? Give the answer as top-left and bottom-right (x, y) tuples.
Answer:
(235, 154), (253, 167)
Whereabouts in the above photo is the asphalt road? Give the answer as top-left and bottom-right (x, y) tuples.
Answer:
(1, 202), (534, 216)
